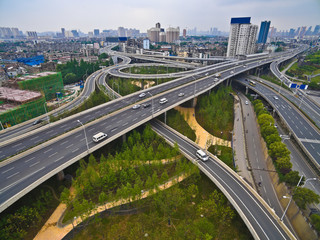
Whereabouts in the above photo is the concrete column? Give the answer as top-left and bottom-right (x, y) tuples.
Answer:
(122, 133), (126, 143)
(226, 79), (230, 86)
(57, 171), (65, 181)
(245, 86), (248, 95)
(164, 111), (167, 125)
(192, 97), (197, 108)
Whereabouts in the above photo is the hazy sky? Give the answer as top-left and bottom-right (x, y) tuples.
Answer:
(0, 0), (319, 33)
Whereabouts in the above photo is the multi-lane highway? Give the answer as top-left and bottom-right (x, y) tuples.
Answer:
(151, 120), (295, 240)
(237, 78), (320, 168)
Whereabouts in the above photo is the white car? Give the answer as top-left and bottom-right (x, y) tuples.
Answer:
(92, 132), (108, 143)
(230, 71), (234, 74)
(132, 104), (141, 109)
(178, 92), (184, 97)
(139, 93), (146, 98)
(245, 101), (249, 105)
(159, 98), (168, 104)
(273, 96), (279, 100)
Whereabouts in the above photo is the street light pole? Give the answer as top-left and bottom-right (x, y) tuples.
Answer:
(43, 102), (50, 125)
(280, 176), (316, 221)
(77, 120), (89, 152)
(0, 120), (4, 130)
(147, 92), (154, 118)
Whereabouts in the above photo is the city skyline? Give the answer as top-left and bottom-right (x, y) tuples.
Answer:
(0, 0), (319, 33)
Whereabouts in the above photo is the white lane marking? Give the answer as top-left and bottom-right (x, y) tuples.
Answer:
(29, 161), (40, 167)
(123, 122), (128, 127)
(101, 122), (108, 126)
(54, 156), (64, 162)
(2, 167), (14, 174)
(60, 141), (68, 145)
(49, 152), (58, 158)
(43, 148), (53, 153)
(47, 130), (54, 133)
(60, 124), (67, 128)
(72, 148), (79, 153)
(88, 128), (95, 132)
(30, 136), (39, 140)
(263, 186), (267, 194)
(0, 155), (5, 159)
(12, 143), (22, 148)
(142, 113), (146, 117)
(25, 157), (35, 163)
(75, 134), (82, 138)
(16, 146), (25, 151)
(133, 118), (138, 121)
(0, 167), (45, 193)
(66, 144), (73, 148)
(111, 128), (117, 132)
(6, 172), (19, 179)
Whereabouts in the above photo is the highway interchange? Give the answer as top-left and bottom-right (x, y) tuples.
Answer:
(0, 44), (313, 239)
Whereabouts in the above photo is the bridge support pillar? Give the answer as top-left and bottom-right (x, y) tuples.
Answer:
(192, 97), (197, 108)
(245, 86), (248, 95)
(164, 111), (167, 125)
(57, 171), (65, 181)
(122, 133), (126, 143)
(226, 78), (230, 86)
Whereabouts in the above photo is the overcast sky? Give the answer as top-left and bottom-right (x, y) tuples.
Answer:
(0, 0), (319, 33)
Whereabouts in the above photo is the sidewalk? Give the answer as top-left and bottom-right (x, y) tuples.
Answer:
(232, 95), (255, 188)
(174, 106), (230, 149)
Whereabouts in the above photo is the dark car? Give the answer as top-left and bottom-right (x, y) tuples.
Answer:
(142, 103), (151, 108)
(33, 119), (43, 125)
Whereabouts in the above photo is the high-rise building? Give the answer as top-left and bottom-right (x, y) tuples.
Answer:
(61, 28), (65, 37)
(289, 28), (295, 38)
(159, 32), (166, 42)
(305, 26), (312, 36)
(118, 27), (126, 37)
(71, 30), (79, 37)
(94, 29), (100, 37)
(313, 25), (320, 35)
(297, 26), (307, 39)
(227, 17), (258, 57)
(156, 22), (161, 29)
(147, 28), (160, 42)
(143, 39), (150, 49)
(27, 31), (38, 39)
(257, 21), (270, 44)
(166, 27), (180, 43)
(183, 29), (186, 38)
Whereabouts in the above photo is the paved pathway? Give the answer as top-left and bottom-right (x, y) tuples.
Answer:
(35, 171), (188, 240)
(174, 106), (230, 149)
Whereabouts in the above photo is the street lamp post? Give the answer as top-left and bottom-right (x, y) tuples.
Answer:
(147, 92), (154, 118)
(0, 120), (4, 130)
(77, 120), (89, 152)
(280, 176), (317, 221)
(71, 216), (77, 238)
(43, 102), (50, 124)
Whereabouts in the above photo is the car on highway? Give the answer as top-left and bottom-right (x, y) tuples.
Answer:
(142, 103), (151, 108)
(273, 96), (279, 100)
(178, 92), (184, 97)
(139, 93), (146, 98)
(230, 71), (234, 74)
(132, 104), (141, 109)
(33, 119), (43, 125)
(159, 98), (168, 104)
(245, 101), (249, 105)
(92, 132), (108, 142)
(196, 149), (209, 162)
(214, 78), (219, 82)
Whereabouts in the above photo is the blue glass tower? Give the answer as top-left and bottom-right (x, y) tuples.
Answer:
(257, 21), (271, 44)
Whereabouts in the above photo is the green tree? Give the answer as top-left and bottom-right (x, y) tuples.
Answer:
(60, 188), (71, 207)
(261, 125), (278, 139)
(64, 73), (77, 84)
(99, 192), (108, 210)
(258, 114), (274, 127)
(293, 187), (320, 210)
(269, 142), (290, 160)
(276, 157), (292, 174)
(265, 134), (281, 146)
(284, 171), (303, 186)
(311, 214), (320, 232)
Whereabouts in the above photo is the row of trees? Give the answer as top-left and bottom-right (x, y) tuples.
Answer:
(123, 66), (183, 75)
(61, 125), (198, 223)
(56, 57), (112, 85)
(72, 177), (250, 240)
(252, 99), (319, 210)
(196, 85), (234, 140)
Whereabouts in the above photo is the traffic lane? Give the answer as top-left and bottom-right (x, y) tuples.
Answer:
(302, 142), (320, 162)
(243, 80), (319, 140)
(240, 94), (284, 216)
(151, 121), (291, 240)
